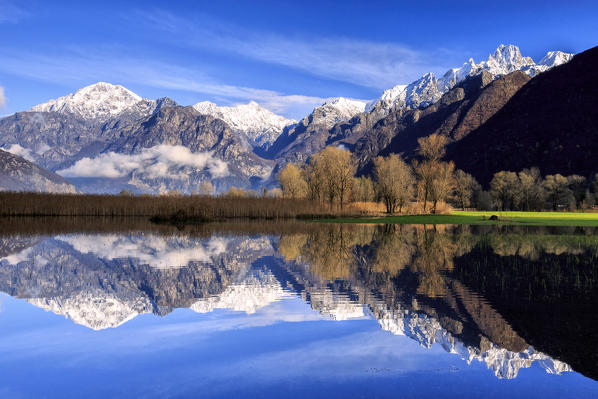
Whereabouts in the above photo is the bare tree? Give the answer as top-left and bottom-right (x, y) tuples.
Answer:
(490, 171), (521, 210)
(304, 155), (325, 202)
(278, 163), (308, 199)
(352, 176), (376, 202)
(374, 154), (414, 213)
(518, 168), (544, 211)
(543, 174), (575, 210)
(415, 134), (453, 213)
(567, 175), (587, 209)
(454, 169), (480, 210)
(429, 161), (456, 213)
(311, 146), (356, 209)
(414, 160), (435, 212)
(418, 133), (449, 162)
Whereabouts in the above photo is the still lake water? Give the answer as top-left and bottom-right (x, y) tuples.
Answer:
(0, 220), (597, 398)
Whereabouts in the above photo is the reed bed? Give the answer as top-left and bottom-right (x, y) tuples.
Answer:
(0, 192), (350, 220)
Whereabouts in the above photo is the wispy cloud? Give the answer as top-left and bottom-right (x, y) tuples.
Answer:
(0, 9), (460, 118)
(133, 9), (456, 90)
(0, 47), (326, 118)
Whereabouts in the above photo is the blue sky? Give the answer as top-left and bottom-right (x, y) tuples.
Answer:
(0, 0), (597, 119)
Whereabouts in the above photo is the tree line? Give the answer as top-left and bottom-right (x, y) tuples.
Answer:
(278, 133), (598, 213)
(278, 134), (464, 213)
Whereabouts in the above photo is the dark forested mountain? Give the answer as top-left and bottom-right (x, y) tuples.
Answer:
(350, 70), (531, 171)
(448, 45), (598, 185)
(0, 149), (76, 193)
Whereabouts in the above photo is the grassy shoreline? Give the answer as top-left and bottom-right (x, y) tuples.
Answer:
(325, 211), (598, 226)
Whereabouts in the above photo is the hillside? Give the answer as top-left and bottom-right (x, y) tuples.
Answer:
(0, 149), (76, 193)
(448, 46), (598, 185)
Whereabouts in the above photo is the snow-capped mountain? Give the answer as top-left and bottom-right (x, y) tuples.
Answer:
(370, 44), (574, 117)
(308, 97), (368, 129)
(374, 305), (571, 379)
(0, 43), (578, 195)
(535, 50), (575, 74)
(193, 101), (296, 150)
(191, 271), (291, 314)
(30, 82), (144, 122)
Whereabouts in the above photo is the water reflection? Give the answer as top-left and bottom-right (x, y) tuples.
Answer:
(0, 222), (597, 383)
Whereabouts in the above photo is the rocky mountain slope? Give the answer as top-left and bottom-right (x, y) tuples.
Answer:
(78, 106), (274, 193)
(448, 45), (598, 185)
(265, 97), (367, 163)
(0, 149), (76, 193)
(370, 44), (572, 118)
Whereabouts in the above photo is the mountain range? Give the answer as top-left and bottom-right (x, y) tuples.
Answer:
(1, 43), (592, 193)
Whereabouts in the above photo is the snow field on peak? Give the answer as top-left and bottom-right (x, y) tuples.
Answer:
(30, 82), (143, 121)
(371, 44), (575, 116)
(193, 101), (296, 146)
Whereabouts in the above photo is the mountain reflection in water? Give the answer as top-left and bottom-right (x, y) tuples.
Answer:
(0, 222), (597, 385)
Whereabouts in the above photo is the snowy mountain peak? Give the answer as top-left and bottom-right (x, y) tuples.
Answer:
(30, 82), (143, 122)
(309, 97), (368, 129)
(380, 84), (408, 103)
(402, 72), (442, 109)
(438, 58), (477, 93)
(193, 101), (219, 114)
(193, 101), (295, 148)
(538, 50), (574, 67)
(373, 44), (575, 116)
(484, 44), (535, 75)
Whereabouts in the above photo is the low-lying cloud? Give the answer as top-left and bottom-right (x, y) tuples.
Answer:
(57, 145), (229, 179)
(1, 143), (35, 161)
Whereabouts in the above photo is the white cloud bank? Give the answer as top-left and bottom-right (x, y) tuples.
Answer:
(57, 145), (229, 179)
(56, 234), (230, 269)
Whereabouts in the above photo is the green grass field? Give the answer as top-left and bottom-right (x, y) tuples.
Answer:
(327, 211), (598, 226)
